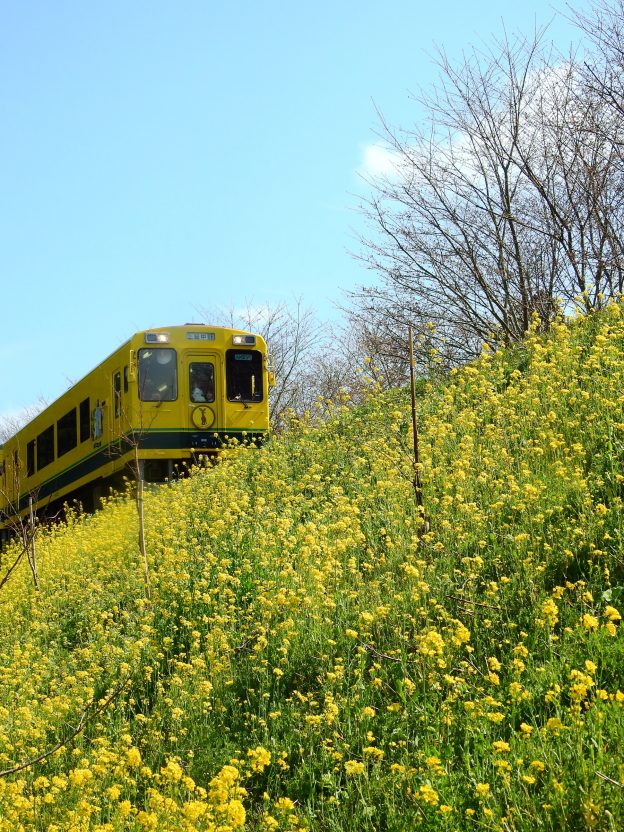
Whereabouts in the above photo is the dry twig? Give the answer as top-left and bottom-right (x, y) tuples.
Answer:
(0, 677), (130, 778)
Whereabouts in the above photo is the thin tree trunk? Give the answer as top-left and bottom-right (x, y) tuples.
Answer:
(28, 496), (39, 591)
(135, 450), (151, 600)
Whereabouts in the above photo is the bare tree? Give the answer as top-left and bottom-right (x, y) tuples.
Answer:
(0, 399), (62, 586)
(0, 451), (40, 591)
(341, 299), (443, 384)
(0, 397), (48, 443)
(513, 55), (624, 307)
(352, 21), (624, 361)
(574, 0), (624, 122)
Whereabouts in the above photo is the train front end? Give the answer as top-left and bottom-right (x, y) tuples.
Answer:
(127, 324), (270, 473)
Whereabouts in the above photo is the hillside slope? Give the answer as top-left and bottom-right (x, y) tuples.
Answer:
(0, 308), (623, 831)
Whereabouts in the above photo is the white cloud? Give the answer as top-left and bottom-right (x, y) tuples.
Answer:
(358, 142), (401, 177)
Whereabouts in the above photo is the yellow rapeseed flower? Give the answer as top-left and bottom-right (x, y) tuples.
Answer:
(247, 746), (272, 773)
(541, 599), (558, 627)
(417, 784), (439, 805)
(125, 747), (142, 768)
(160, 758), (184, 782)
(545, 717), (566, 733)
(582, 614), (599, 631)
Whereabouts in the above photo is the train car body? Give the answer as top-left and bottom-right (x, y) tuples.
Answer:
(0, 324), (270, 535)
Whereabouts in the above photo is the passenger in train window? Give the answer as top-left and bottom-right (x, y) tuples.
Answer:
(190, 363), (214, 403)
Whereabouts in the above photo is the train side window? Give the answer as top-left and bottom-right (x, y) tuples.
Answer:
(57, 408), (78, 457)
(27, 441), (35, 477)
(36, 426), (54, 471)
(189, 362), (215, 403)
(226, 349), (263, 402)
(79, 398), (90, 442)
(138, 348), (177, 401)
(114, 372), (121, 417)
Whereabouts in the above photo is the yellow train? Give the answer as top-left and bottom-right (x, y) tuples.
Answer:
(0, 324), (271, 537)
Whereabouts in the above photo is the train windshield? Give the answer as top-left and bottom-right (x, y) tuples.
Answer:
(138, 348), (178, 401)
(226, 349), (263, 402)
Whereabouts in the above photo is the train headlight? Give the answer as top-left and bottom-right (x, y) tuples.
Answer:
(145, 332), (170, 344)
(232, 334), (256, 346)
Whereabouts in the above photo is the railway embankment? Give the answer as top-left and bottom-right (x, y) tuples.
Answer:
(0, 305), (623, 830)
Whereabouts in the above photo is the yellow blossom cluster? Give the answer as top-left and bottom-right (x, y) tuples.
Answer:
(0, 304), (623, 829)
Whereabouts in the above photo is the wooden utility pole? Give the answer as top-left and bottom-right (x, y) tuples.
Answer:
(408, 327), (424, 517)
(134, 448), (151, 601)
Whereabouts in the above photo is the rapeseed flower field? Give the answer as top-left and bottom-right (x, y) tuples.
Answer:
(1, 306), (624, 830)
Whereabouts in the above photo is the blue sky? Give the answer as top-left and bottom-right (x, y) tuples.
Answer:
(1, 0), (590, 419)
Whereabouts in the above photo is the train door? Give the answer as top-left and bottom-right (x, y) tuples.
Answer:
(183, 352), (221, 435)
